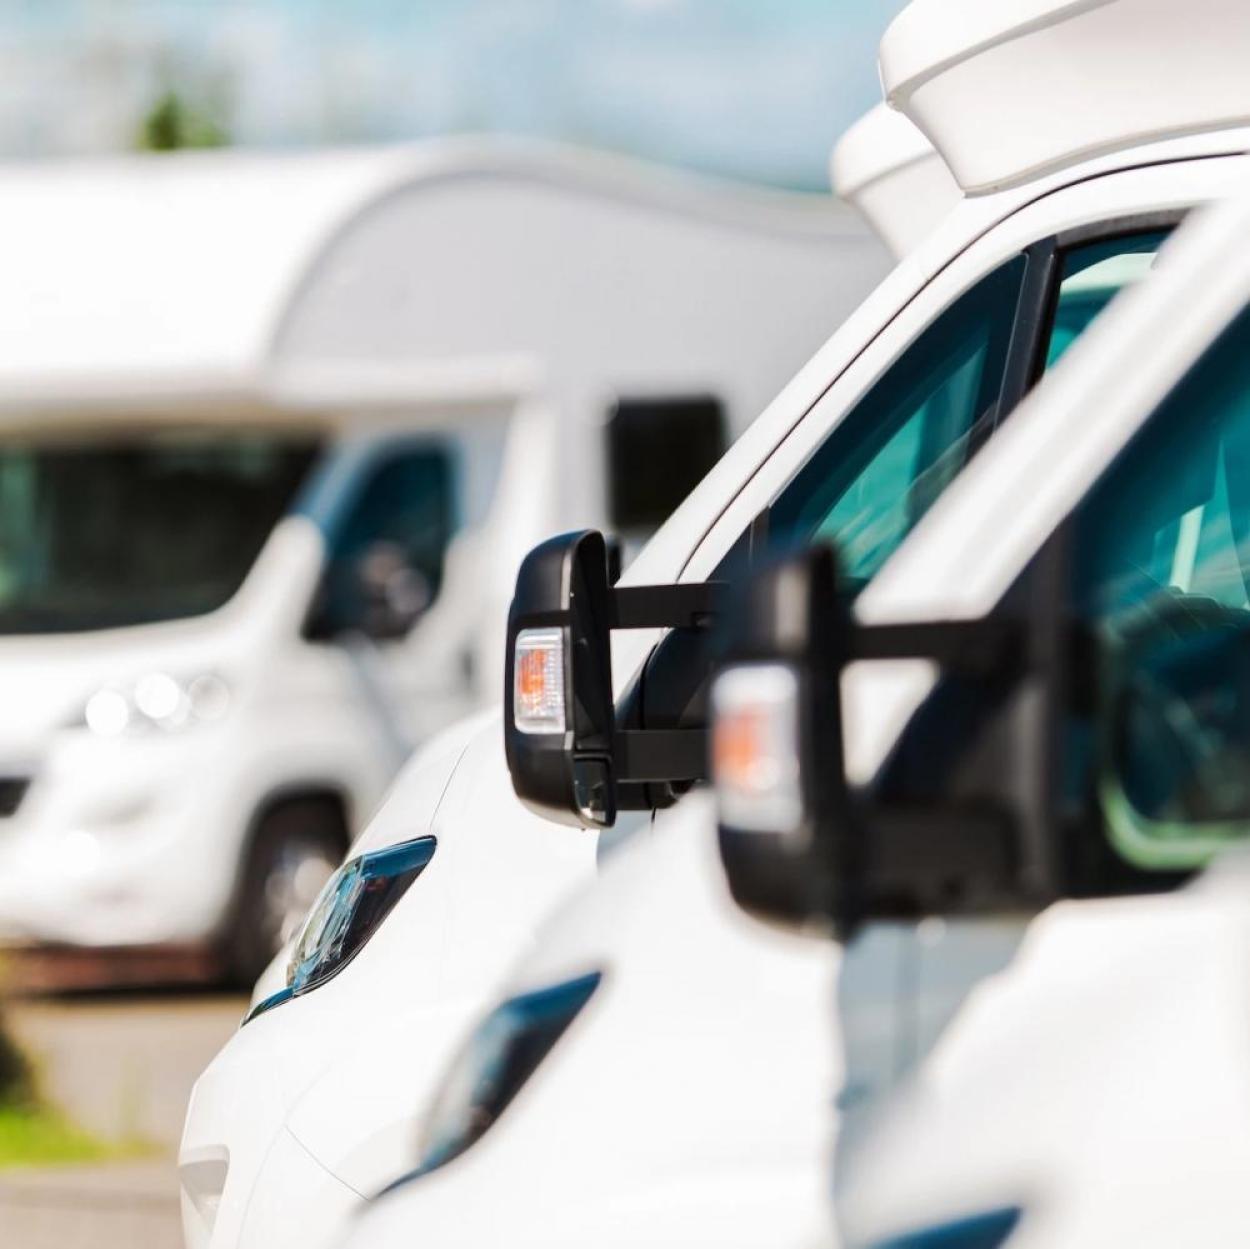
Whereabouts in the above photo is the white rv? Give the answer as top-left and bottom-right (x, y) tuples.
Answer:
(0, 141), (886, 982)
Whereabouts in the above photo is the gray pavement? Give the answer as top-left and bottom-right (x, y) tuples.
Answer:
(1, 993), (246, 1248)
(0, 1158), (182, 1248)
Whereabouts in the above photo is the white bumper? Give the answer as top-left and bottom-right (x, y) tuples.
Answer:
(0, 729), (243, 946)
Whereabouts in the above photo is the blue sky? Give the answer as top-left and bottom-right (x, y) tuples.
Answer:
(0, 0), (909, 187)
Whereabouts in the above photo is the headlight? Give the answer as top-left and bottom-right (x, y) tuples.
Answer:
(243, 836), (436, 1025)
(81, 671), (231, 736)
(385, 970), (602, 1186)
(865, 1206), (1023, 1249)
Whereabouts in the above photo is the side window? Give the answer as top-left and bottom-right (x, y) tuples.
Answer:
(1069, 304), (1250, 868)
(1045, 230), (1167, 369)
(766, 228), (1171, 594)
(312, 446), (454, 641)
(769, 257), (1027, 588)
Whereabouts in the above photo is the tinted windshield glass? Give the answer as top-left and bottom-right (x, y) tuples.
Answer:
(0, 432), (320, 633)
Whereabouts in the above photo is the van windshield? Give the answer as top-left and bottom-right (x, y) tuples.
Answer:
(0, 431), (321, 633)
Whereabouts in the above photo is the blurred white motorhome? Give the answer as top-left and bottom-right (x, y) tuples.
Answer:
(0, 140), (887, 979)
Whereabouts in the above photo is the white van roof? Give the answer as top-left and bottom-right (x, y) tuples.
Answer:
(881, 0), (1250, 194)
(830, 104), (961, 259)
(0, 139), (877, 418)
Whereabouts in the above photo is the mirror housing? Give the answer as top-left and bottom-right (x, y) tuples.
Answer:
(713, 543), (1049, 939)
(305, 541), (432, 643)
(711, 546), (852, 927)
(353, 541), (432, 640)
(504, 531), (616, 828)
(503, 530), (726, 829)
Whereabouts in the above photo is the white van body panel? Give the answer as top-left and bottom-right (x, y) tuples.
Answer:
(341, 792), (838, 1249)
(839, 865), (1250, 1249)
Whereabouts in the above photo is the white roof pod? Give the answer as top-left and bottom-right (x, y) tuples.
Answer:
(881, 0), (1250, 195)
(830, 103), (961, 259)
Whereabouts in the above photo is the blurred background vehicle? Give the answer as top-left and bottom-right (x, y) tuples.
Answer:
(0, 140), (884, 987)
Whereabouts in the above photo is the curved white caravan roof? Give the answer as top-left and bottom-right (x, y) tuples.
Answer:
(0, 139), (880, 417)
(881, 0), (1250, 194)
(830, 104), (961, 259)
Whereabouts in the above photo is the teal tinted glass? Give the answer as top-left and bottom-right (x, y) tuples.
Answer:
(769, 257), (1026, 588)
(1072, 305), (1250, 866)
(768, 230), (1172, 595)
(1045, 231), (1169, 369)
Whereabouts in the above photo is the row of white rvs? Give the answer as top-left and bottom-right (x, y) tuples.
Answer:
(0, 130), (944, 978)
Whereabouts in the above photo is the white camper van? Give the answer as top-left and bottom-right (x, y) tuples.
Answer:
(0, 141), (886, 981)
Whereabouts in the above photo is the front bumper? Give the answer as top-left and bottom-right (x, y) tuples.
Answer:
(0, 730), (236, 946)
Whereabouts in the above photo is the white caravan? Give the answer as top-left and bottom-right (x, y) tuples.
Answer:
(183, 2), (1250, 1246)
(0, 141), (884, 983)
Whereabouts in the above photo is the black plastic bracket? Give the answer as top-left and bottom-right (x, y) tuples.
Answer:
(849, 617), (1024, 679)
(607, 581), (724, 785)
(610, 582), (727, 630)
(616, 729), (707, 783)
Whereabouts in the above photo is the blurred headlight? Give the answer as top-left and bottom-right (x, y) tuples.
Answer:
(81, 671), (232, 736)
(243, 836), (436, 1026)
(404, 970), (602, 1181)
(866, 1206), (1023, 1249)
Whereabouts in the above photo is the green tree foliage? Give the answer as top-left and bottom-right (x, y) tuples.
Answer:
(138, 89), (230, 152)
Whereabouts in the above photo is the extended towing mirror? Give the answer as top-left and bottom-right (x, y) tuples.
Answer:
(712, 543), (1069, 938)
(504, 530), (725, 828)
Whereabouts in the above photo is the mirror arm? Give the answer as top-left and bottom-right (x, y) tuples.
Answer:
(850, 618), (1024, 678)
(610, 582), (727, 630)
(616, 729), (707, 783)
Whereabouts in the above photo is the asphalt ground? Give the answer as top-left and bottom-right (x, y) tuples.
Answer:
(2, 991), (246, 1249)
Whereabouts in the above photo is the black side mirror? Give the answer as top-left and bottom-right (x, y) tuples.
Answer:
(354, 541), (432, 640)
(306, 541), (431, 642)
(504, 531), (617, 828)
(710, 545), (853, 927)
(712, 543), (1056, 938)
(503, 529), (726, 829)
